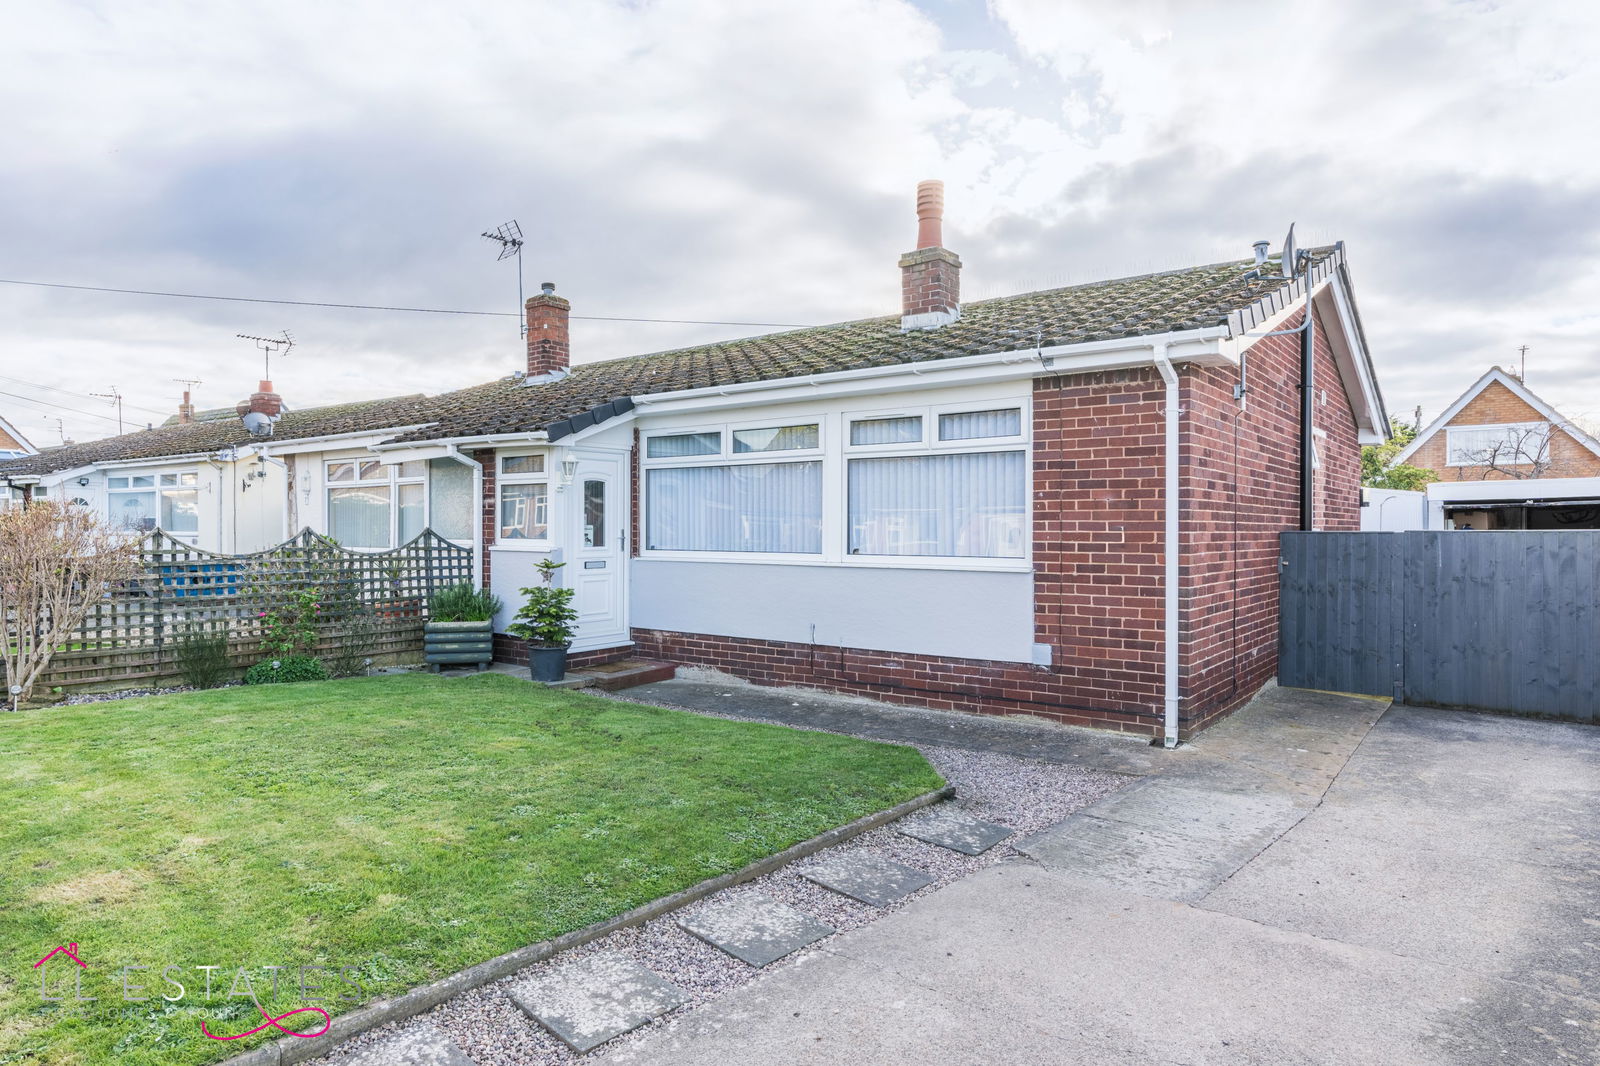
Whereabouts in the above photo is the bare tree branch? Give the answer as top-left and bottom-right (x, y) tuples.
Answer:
(0, 501), (142, 705)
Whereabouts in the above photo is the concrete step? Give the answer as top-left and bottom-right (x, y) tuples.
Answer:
(550, 658), (677, 692)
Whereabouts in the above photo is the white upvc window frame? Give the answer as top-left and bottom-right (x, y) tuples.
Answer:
(324, 457), (428, 551)
(494, 448), (553, 551)
(105, 467), (200, 536)
(1444, 421), (1551, 467)
(638, 399), (1031, 572)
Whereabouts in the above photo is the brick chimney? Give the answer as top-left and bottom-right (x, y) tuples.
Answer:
(235, 380), (283, 420)
(177, 387), (196, 424)
(525, 282), (570, 378)
(899, 180), (961, 331)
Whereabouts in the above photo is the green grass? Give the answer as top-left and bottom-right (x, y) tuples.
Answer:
(0, 673), (942, 1065)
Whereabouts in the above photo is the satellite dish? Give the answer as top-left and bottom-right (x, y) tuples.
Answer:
(241, 411), (275, 437)
(1281, 222), (1297, 277)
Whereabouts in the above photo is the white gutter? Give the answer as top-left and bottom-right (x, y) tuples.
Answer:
(369, 431), (548, 454)
(1151, 343), (1182, 749)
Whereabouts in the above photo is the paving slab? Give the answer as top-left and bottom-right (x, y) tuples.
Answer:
(341, 1023), (477, 1066)
(1019, 773), (1308, 901)
(799, 850), (936, 906)
(896, 804), (1013, 855)
(509, 953), (691, 1053)
(677, 893), (835, 967)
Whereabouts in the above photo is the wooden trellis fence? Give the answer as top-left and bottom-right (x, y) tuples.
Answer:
(8, 528), (473, 693)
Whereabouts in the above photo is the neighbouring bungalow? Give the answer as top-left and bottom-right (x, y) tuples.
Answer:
(0, 391), (435, 552)
(1, 184), (1388, 741)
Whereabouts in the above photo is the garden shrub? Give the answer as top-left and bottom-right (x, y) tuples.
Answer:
(172, 623), (231, 689)
(244, 656), (330, 685)
(327, 608), (379, 678)
(428, 582), (503, 623)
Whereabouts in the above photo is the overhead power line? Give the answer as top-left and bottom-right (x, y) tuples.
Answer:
(0, 277), (809, 329)
(0, 388), (128, 427)
(0, 373), (171, 417)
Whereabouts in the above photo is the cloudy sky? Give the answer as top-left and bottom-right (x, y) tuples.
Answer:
(2, 0), (1596, 445)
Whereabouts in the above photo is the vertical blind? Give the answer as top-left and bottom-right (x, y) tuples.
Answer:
(850, 416), (923, 445)
(647, 462), (822, 552)
(329, 486), (391, 548)
(848, 451), (1025, 557)
(938, 408), (1021, 440)
(647, 432), (721, 458)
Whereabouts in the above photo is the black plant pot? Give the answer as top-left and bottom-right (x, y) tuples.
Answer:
(527, 644), (569, 683)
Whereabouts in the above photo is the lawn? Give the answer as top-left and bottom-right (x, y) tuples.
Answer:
(0, 672), (942, 1065)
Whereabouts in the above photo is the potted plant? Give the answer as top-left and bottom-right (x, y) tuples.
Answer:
(505, 559), (579, 682)
(424, 583), (503, 672)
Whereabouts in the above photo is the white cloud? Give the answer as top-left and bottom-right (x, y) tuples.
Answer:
(0, 0), (1597, 442)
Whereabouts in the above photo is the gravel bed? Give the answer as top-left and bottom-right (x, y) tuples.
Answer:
(312, 737), (1125, 1066)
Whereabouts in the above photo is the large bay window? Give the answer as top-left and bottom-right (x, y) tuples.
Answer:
(327, 458), (471, 548)
(641, 403), (1028, 566)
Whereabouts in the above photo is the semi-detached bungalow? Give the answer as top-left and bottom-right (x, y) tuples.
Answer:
(1, 185), (1388, 741)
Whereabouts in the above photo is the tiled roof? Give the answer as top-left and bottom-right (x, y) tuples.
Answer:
(1, 250), (1337, 471)
(386, 251), (1333, 444)
(0, 395), (438, 477)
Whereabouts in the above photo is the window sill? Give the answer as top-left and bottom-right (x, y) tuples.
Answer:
(636, 551), (1031, 574)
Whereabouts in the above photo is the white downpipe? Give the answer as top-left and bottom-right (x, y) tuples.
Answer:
(1152, 343), (1182, 749)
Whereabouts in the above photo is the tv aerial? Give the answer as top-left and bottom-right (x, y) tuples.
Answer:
(481, 220), (526, 337)
(236, 331), (295, 380)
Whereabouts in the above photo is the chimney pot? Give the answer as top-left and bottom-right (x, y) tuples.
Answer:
(236, 379), (283, 421)
(1252, 240), (1270, 268)
(525, 287), (571, 377)
(900, 180), (961, 330)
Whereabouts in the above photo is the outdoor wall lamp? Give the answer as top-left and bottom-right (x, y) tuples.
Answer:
(77, 476), (89, 487)
(559, 458), (579, 488)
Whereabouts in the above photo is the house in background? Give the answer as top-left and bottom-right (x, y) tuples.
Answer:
(0, 413), (38, 510)
(323, 182), (1386, 742)
(0, 413), (34, 461)
(1388, 367), (1600, 530)
(0, 388), (436, 552)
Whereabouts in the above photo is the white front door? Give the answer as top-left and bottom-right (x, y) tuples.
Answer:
(567, 454), (629, 651)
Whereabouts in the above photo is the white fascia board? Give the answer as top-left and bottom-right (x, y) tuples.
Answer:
(1390, 369), (1502, 466)
(1427, 475), (1600, 503)
(1319, 278), (1388, 445)
(630, 327), (1230, 417)
(0, 414), (36, 454)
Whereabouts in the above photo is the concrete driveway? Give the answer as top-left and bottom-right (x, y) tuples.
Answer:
(598, 690), (1600, 1065)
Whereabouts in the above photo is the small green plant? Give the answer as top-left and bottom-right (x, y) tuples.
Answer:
(258, 588), (322, 656)
(428, 582), (503, 623)
(243, 655), (330, 685)
(505, 559), (578, 648)
(172, 623), (230, 689)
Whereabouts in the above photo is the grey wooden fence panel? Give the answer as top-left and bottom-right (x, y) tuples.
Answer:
(1278, 532), (1402, 698)
(1281, 531), (1598, 723)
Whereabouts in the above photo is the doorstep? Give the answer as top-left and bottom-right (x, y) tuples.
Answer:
(548, 658), (678, 692)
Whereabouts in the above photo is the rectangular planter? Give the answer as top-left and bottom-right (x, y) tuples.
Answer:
(424, 620), (494, 671)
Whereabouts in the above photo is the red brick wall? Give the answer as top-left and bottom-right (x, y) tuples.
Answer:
(1032, 366), (1167, 715)
(1180, 302), (1361, 729)
(629, 628), (1163, 735)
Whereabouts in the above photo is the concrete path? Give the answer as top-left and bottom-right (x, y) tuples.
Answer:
(596, 690), (1600, 1065)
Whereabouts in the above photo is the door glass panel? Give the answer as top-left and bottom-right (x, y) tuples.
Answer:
(427, 458), (473, 541)
(584, 480), (606, 548)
